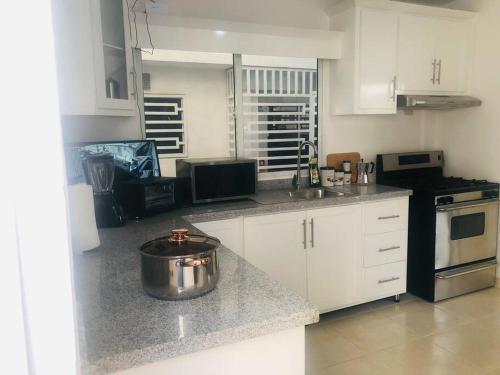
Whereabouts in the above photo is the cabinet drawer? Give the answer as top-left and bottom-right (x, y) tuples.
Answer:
(362, 262), (406, 299)
(363, 198), (408, 234)
(363, 231), (407, 267)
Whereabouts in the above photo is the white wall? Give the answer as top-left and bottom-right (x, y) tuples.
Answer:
(143, 62), (231, 176)
(145, 0), (330, 30)
(422, 0), (500, 276)
(61, 116), (142, 143)
(423, 0), (500, 180)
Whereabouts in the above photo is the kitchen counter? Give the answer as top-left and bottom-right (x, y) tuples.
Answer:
(73, 184), (411, 374)
(184, 183), (412, 223)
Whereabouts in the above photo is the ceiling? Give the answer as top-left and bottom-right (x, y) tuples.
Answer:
(300, 0), (453, 9)
(138, 0), (454, 28)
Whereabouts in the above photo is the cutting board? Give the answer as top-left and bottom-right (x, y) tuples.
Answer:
(326, 152), (361, 183)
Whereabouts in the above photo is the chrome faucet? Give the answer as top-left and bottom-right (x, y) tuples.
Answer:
(293, 141), (318, 190)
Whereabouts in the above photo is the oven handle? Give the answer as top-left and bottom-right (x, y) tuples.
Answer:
(435, 261), (497, 279)
(436, 198), (500, 212)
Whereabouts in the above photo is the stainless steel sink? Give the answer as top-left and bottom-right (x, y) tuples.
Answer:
(288, 187), (348, 200)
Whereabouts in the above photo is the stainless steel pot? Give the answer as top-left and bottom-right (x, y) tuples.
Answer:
(139, 228), (220, 300)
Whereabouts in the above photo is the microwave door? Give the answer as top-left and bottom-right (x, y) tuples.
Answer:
(435, 200), (499, 270)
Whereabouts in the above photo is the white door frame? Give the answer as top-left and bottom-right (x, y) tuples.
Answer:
(1, 0), (78, 373)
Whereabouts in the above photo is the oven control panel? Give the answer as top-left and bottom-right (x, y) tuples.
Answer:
(435, 189), (499, 206)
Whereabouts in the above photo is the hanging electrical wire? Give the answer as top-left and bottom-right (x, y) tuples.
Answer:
(126, 0), (146, 138)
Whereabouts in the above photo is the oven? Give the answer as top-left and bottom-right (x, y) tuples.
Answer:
(434, 195), (498, 301)
(435, 198), (499, 270)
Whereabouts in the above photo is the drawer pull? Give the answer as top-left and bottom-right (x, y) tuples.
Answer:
(378, 215), (400, 220)
(378, 276), (400, 284)
(378, 246), (400, 253)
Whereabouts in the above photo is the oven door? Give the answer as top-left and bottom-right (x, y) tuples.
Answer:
(435, 198), (499, 270)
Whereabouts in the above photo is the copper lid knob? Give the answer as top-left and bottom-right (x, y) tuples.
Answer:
(169, 228), (190, 244)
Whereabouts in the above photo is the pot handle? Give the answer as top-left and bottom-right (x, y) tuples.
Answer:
(176, 257), (212, 267)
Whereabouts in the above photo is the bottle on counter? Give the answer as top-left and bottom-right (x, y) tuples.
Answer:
(309, 157), (321, 188)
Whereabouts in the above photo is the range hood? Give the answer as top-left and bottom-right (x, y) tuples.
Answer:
(397, 95), (482, 110)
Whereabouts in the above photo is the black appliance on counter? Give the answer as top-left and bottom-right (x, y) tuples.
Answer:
(176, 158), (257, 204)
(66, 140), (188, 221)
(377, 151), (499, 302)
(82, 153), (125, 227)
(117, 177), (190, 219)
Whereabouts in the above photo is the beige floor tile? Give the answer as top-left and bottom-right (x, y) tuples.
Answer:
(484, 368), (500, 375)
(376, 336), (481, 375)
(310, 354), (400, 375)
(322, 310), (419, 352)
(435, 287), (500, 320)
(306, 321), (366, 372)
(428, 319), (500, 372)
(375, 299), (472, 336)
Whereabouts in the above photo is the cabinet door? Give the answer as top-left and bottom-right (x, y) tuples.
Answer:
(193, 218), (244, 258)
(306, 205), (362, 312)
(434, 18), (470, 93)
(91, 0), (135, 110)
(358, 9), (398, 113)
(398, 14), (436, 92)
(244, 212), (307, 299)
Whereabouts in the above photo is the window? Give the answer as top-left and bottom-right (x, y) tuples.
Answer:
(143, 94), (187, 158)
(228, 60), (318, 178)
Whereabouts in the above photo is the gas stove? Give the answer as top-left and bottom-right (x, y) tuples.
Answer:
(376, 151), (498, 302)
(376, 151), (498, 194)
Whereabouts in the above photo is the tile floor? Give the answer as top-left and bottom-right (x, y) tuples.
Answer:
(306, 287), (500, 375)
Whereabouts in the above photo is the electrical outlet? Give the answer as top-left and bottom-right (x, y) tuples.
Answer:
(146, 0), (162, 13)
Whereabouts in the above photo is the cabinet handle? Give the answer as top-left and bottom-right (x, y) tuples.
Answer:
(431, 58), (437, 84)
(436, 59), (442, 84)
(310, 218), (315, 248)
(302, 219), (307, 249)
(390, 76), (397, 101)
(377, 215), (400, 220)
(378, 276), (400, 284)
(378, 246), (400, 253)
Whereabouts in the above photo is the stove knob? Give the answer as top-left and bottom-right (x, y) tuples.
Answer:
(483, 190), (499, 199)
(437, 196), (454, 205)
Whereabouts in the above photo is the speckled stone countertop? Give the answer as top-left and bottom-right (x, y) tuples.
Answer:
(73, 184), (411, 374)
(184, 184), (412, 223)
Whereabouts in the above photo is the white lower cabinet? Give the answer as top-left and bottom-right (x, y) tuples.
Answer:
(362, 261), (407, 300)
(243, 212), (308, 299)
(363, 230), (407, 267)
(193, 218), (245, 258)
(305, 205), (362, 312)
(196, 197), (409, 313)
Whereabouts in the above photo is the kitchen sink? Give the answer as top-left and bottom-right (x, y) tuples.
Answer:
(250, 187), (356, 205)
(288, 187), (349, 200)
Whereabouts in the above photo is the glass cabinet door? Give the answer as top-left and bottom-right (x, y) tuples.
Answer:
(95, 0), (133, 108)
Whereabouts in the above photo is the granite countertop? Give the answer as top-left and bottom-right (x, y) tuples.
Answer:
(74, 184), (411, 374)
(184, 184), (412, 223)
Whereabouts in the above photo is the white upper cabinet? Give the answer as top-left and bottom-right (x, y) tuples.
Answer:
(330, 5), (399, 115)
(433, 18), (470, 93)
(398, 14), (472, 94)
(329, 0), (476, 115)
(397, 14), (437, 92)
(52, 0), (135, 116)
(358, 9), (399, 112)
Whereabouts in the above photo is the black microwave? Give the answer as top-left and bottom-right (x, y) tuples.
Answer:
(176, 158), (257, 204)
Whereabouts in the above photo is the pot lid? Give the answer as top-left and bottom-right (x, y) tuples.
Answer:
(139, 228), (220, 257)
